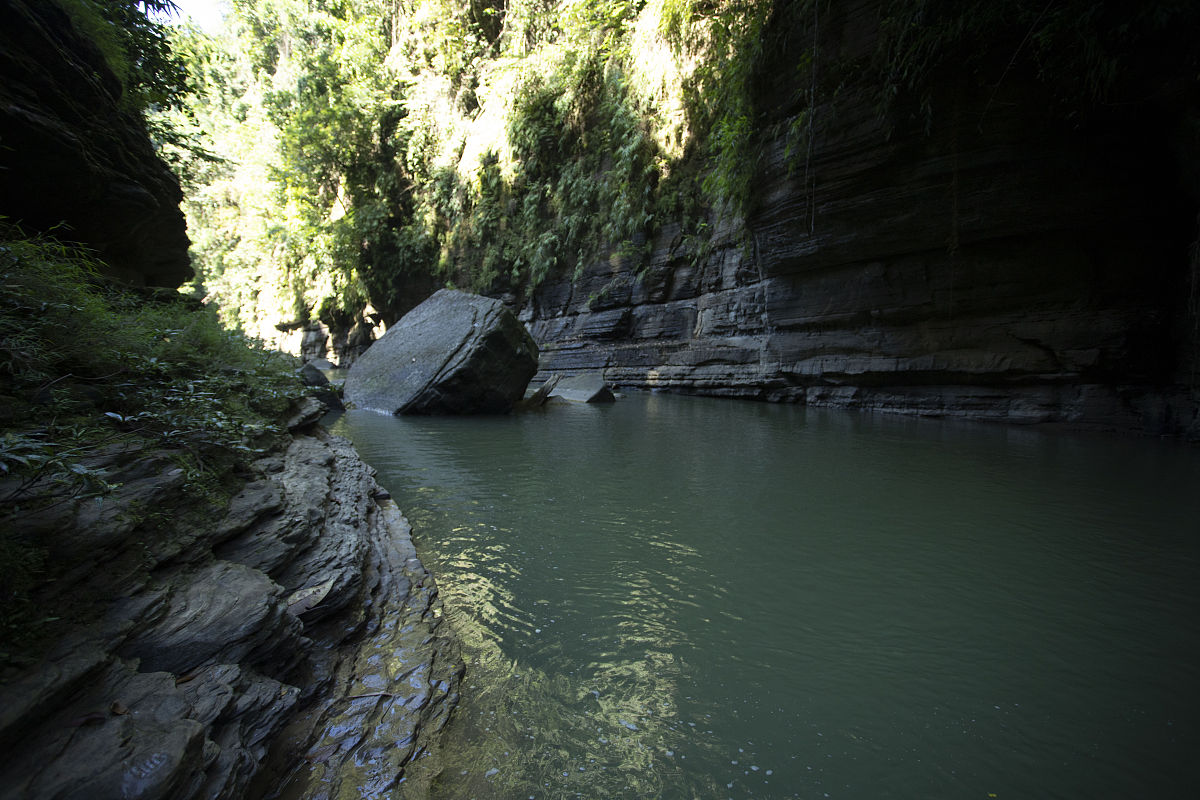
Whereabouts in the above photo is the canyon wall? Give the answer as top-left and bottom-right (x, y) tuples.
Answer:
(523, 1), (1199, 436)
(0, 0), (191, 287)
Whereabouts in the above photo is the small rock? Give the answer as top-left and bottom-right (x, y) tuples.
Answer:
(285, 396), (326, 430)
(297, 362), (329, 387)
(548, 373), (615, 404)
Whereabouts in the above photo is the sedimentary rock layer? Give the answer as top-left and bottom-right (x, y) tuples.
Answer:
(0, 420), (460, 799)
(523, 0), (1199, 436)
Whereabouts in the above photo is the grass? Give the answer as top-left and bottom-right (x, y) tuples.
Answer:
(0, 224), (307, 668)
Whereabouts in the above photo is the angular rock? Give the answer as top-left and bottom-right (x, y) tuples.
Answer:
(215, 480), (285, 543)
(216, 510), (308, 578)
(178, 663), (300, 799)
(518, 374), (560, 409)
(0, 637), (113, 745)
(297, 362), (346, 409)
(298, 362), (329, 386)
(344, 289), (538, 414)
(271, 435), (369, 624)
(300, 325), (331, 363)
(549, 372), (616, 403)
(0, 656), (298, 800)
(285, 395), (327, 430)
(0, 663), (207, 800)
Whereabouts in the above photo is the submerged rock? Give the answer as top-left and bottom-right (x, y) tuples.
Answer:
(518, 374), (561, 410)
(298, 362), (328, 386)
(344, 289), (538, 414)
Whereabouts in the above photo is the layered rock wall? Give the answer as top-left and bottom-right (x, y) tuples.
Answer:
(0, 419), (460, 799)
(294, 305), (389, 368)
(524, 0), (1199, 435)
(0, 0), (191, 287)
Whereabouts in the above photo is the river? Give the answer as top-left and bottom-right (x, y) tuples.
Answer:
(327, 392), (1200, 799)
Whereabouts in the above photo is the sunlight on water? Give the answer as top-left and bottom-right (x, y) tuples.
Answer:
(330, 393), (1200, 799)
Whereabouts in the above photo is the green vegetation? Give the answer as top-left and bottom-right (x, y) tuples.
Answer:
(171, 0), (1198, 351)
(173, 0), (791, 347)
(56, 0), (191, 114)
(0, 225), (305, 664)
(54, 1), (218, 186)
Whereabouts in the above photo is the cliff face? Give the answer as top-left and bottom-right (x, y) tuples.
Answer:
(0, 0), (191, 287)
(524, 1), (1199, 435)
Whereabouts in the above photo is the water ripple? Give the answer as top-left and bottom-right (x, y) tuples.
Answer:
(331, 396), (1200, 800)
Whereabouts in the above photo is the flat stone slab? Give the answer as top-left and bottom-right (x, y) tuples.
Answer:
(344, 289), (538, 414)
(549, 373), (616, 403)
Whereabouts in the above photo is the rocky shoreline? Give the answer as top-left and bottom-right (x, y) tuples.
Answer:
(0, 409), (461, 799)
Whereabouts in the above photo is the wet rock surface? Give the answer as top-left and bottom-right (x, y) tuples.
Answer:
(267, 504), (462, 799)
(345, 289), (538, 414)
(0, 426), (461, 799)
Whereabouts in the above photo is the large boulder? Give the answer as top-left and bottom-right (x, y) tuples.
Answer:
(344, 289), (538, 414)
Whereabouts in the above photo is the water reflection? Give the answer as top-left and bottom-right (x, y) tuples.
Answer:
(330, 394), (1200, 799)
(413, 527), (712, 798)
(334, 406), (722, 796)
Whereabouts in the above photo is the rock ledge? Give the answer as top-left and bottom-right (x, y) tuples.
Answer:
(0, 427), (461, 799)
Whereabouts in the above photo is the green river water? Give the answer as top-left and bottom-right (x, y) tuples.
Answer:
(328, 392), (1200, 799)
